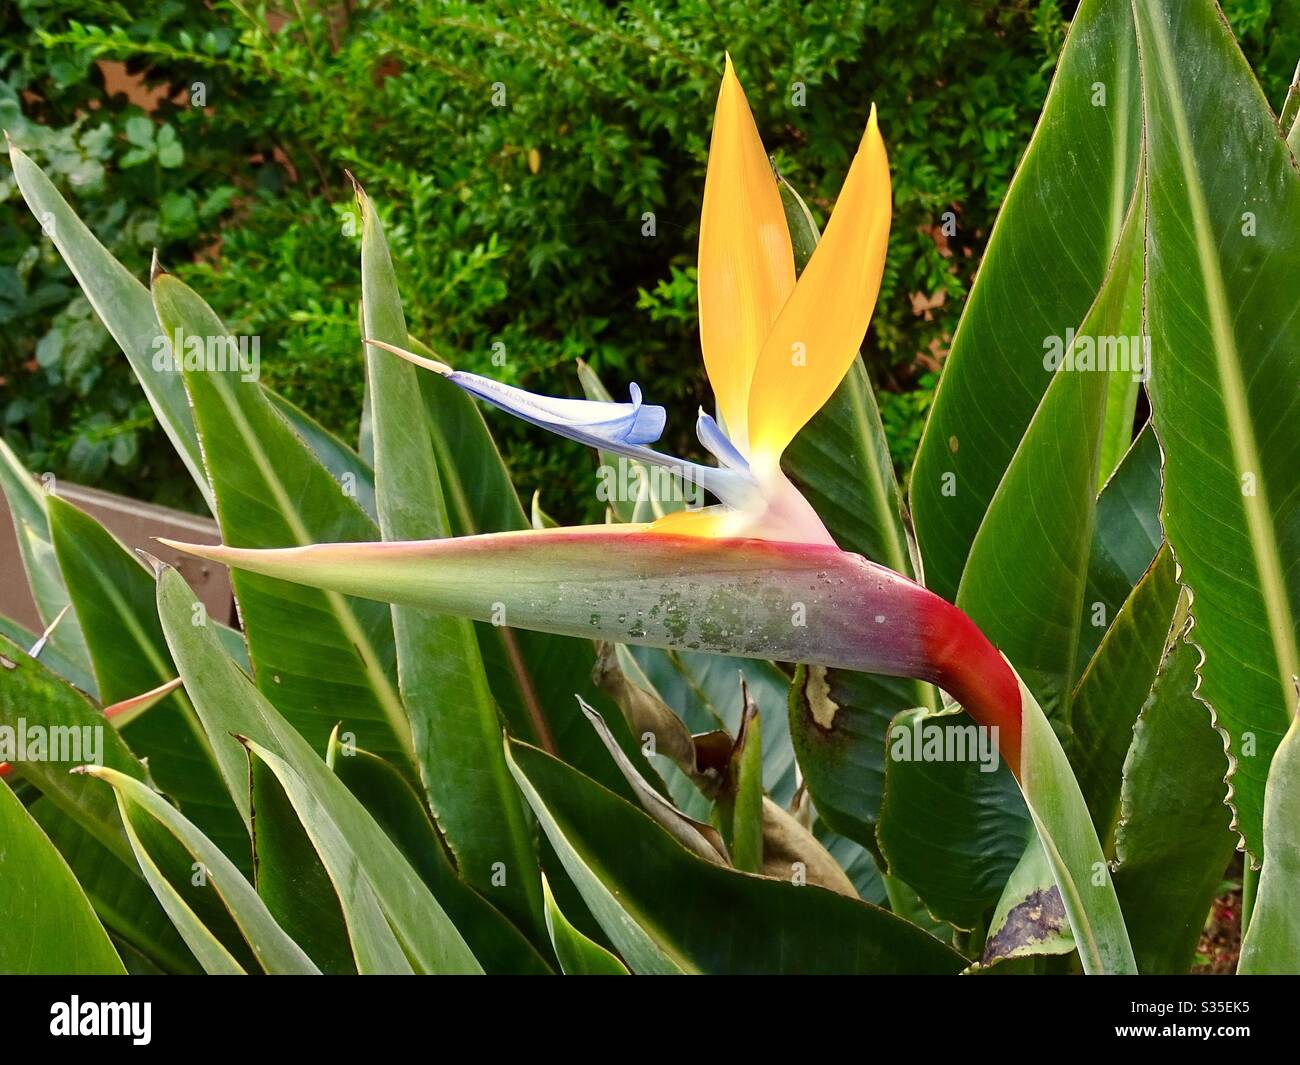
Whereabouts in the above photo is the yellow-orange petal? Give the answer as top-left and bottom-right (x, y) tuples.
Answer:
(745, 105), (891, 469)
(698, 55), (796, 454)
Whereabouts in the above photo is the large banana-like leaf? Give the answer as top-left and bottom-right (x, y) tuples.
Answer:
(1071, 544), (1180, 839)
(876, 705), (1029, 929)
(150, 272), (416, 773)
(1239, 708), (1300, 973)
(358, 183), (541, 935)
(505, 738), (966, 974)
(79, 765), (318, 975)
(911, 0), (1142, 601)
(956, 160), (1145, 728)
(1132, 0), (1300, 857)
(1112, 597), (1235, 974)
(0, 778), (125, 974)
(151, 564), (481, 974)
(1075, 425), (1163, 672)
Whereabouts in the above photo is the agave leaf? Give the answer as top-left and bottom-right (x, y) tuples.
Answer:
(1131, 0), (1300, 858)
(0, 439), (94, 689)
(911, 0), (1142, 601)
(542, 874), (629, 975)
(0, 633), (147, 864)
(0, 776), (125, 974)
(151, 564), (481, 974)
(29, 799), (199, 974)
(505, 737), (966, 974)
(47, 495), (247, 868)
(329, 742), (552, 975)
(80, 765), (317, 975)
(150, 271), (416, 773)
(7, 142), (213, 510)
(358, 183), (541, 935)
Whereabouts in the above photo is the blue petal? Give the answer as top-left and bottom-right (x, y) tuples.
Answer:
(696, 410), (751, 473)
(444, 369), (666, 450)
(441, 369), (756, 511)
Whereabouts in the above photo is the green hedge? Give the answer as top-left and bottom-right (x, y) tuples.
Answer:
(3, 0), (1296, 518)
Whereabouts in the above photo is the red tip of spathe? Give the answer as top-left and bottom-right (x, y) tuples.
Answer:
(916, 592), (1023, 775)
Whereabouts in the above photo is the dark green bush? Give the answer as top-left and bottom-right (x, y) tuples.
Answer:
(4, 0), (1296, 519)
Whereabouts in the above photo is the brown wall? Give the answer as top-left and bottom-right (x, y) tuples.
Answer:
(0, 481), (235, 634)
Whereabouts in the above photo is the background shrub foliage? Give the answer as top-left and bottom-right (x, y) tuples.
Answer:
(3, 0), (1297, 518)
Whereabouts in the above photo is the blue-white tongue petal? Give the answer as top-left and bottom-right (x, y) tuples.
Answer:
(447, 370), (666, 449)
(364, 338), (758, 511)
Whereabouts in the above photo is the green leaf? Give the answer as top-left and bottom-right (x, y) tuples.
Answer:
(1112, 604), (1235, 974)
(80, 765), (318, 975)
(0, 778), (124, 974)
(1071, 544), (1180, 840)
(505, 738), (966, 974)
(152, 565), (481, 974)
(0, 438), (94, 689)
(358, 184), (541, 935)
(250, 751), (356, 974)
(329, 743), (552, 975)
(542, 873), (628, 975)
(877, 705), (1030, 929)
(47, 496), (247, 867)
(1132, 0), (1300, 857)
(789, 662), (924, 847)
(955, 151), (1146, 728)
(1239, 708), (1300, 973)
(150, 271), (416, 773)
(29, 799), (199, 974)
(8, 145), (213, 510)
(0, 633), (147, 865)
(1018, 676), (1135, 974)
(267, 390), (377, 522)
(911, 0), (1141, 601)
(980, 832), (1075, 968)
(414, 342), (645, 799)
(712, 697), (763, 872)
(1075, 425), (1163, 672)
